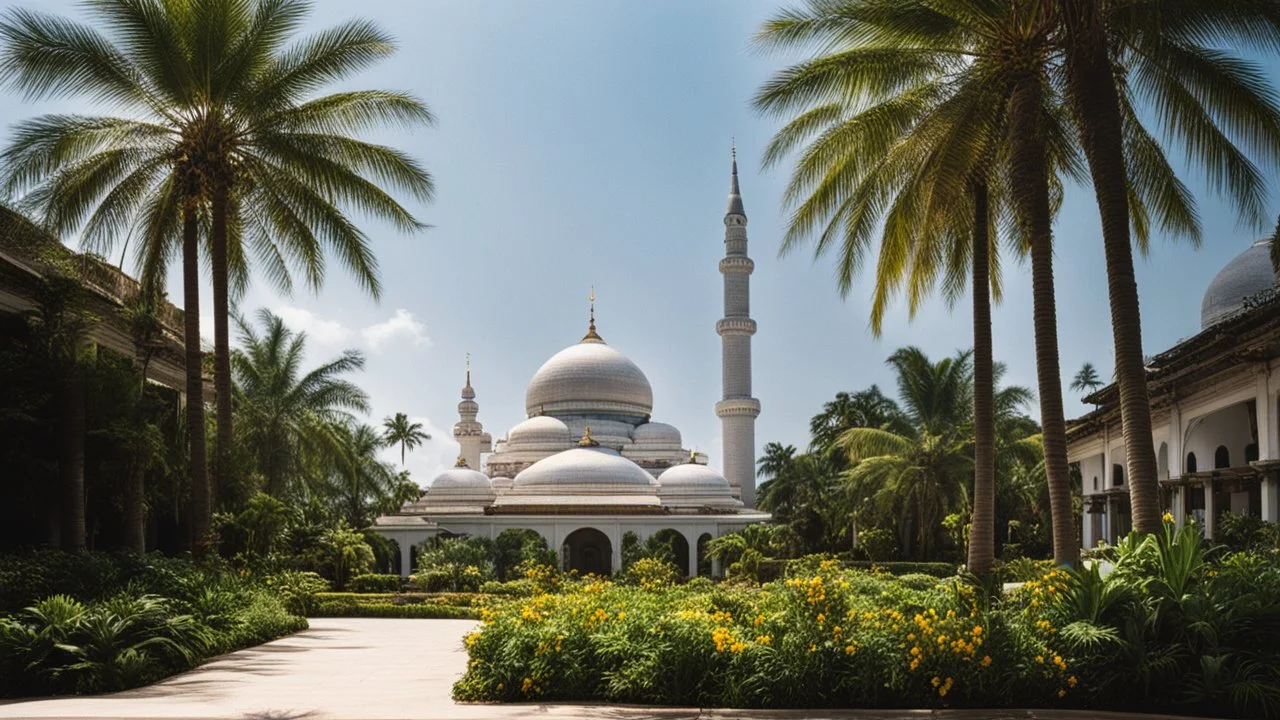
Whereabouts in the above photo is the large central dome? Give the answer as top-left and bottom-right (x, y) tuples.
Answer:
(1201, 237), (1277, 329)
(525, 341), (654, 418)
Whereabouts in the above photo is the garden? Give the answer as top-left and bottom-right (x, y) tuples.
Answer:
(453, 521), (1280, 719)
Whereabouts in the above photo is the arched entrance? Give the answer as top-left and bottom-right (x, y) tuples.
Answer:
(651, 529), (690, 576)
(563, 528), (613, 575)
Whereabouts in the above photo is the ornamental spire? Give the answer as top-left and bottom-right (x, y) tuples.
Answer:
(581, 286), (605, 343)
(578, 425), (600, 447)
(727, 139), (745, 217)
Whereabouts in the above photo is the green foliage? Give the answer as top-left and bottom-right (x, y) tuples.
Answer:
(857, 527), (898, 563)
(268, 571), (329, 617)
(347, 573), (403, 593)
(321, 523), (375, 591)
(624, 558), (681, 590)
(311, 601), (478, 619)
(1217, 514), (1280, 552)
(414, 536), (496, 592)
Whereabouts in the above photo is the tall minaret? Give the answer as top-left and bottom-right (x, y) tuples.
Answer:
(453, 354), (492, 470)
(715, 144), (761, 508)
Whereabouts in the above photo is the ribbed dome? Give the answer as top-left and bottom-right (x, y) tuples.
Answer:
(430, 467), (492, 490)
(506, 416), (573, 448)
(658, 463), (733, 493)
(525, 342), (653, 418)
(512, 447), (658, 490)
(1201, 238), (1277, 329)
(633, 422), (682, 447)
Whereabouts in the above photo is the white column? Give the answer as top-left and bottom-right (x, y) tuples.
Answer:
(1103, 496), (1112, 544)
(1172, 487), (1186, 530)
(1258, 371), (1275, 461)
(711, 556), (722, 578)
(610, 530), (622, 576)
(1169, 404), (1184, 477)
(1204, 482), (1216, 539)
(398, 539), (413, 578)
(1081, 506), (1094, 550)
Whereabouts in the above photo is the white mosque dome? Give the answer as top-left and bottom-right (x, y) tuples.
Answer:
(1201, 237), (1277, 329)
(506, 416), (573, 449)
(421, 460), (495, 511)
(658, 463), (733, 494)
(525, 342), (654, 418)
(511, 446), (659, 490)
(430, 465), (492, 491)
(633, 422), (682, 447)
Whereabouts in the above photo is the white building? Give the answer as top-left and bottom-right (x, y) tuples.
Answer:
(1068, 237), (1280, 547)
(374, 153), (769, 576)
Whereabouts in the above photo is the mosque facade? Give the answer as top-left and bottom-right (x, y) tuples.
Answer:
(1068, 237), (1280, 547)
(374, 153), (770, 576)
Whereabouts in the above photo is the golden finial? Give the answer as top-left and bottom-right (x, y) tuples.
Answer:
(688, 448), (697, 464)
(454, 455), (469, 468)
(582, 286), (604, 343)
(578, 425), (599, 447)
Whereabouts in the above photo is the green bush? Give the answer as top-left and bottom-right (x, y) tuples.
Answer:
(347, 573), (403, 593)
(311, 598), (480, 619)
(479, 579), (537, 597)
(313, 592), (482, 607)
(407, 570), (453, 593)
(624, 558), (680, 589)
(842, 561), (956, 578)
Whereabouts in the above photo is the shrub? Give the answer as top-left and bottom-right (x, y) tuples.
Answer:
(311, 600), (479, 619)
(347, 573), (403, 593)
(479, 579), (537, 597)
(842, 561), (956, 578)
(268, 571), (330, 616)
(624, 558), (680, 589)
(407, 570), (453, 593)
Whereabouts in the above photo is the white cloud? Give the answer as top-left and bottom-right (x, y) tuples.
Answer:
(361, 308), (430, 352)
(273, 305), (353, 345)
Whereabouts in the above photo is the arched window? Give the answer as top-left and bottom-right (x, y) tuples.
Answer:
(1214, 445), (1230, 469)
(1246, 443), (1259, 463)
(1185, 453), (1197, 474)
(1112, 463), (1125, 486)
(1093, 476), (1099, 491)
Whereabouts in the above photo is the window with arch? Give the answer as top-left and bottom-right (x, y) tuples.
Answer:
(1185, 452), (1197, 474)
(1112, 463), (1125, 486)
(1214, 445), (1230, 469)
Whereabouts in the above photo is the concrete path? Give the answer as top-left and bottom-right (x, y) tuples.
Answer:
(0, 618), (1211, 720)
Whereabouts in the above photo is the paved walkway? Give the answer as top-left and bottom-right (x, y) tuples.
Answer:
(0, 618), (1211, 720)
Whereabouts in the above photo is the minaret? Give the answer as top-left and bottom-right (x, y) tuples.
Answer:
(453, 354), (492, 470)
(715, 144), (761, 508)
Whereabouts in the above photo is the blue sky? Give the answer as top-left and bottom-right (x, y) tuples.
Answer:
(1, 0), (1276, 484)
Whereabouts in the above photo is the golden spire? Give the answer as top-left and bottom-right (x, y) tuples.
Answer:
(578, 425), (600, 447)
(454, 455), (469, 468)
(465, 352), (471, 387)
(688, 448), (698, 464)
(582, 286), (604, 343)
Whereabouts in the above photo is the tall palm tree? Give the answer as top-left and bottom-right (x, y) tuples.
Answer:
(808, 387), (905, 456)
(0, 0), (434, 540)
(1070, 362), (1103, 397)
(1059, 0), (1280, 535)
(327, 421), (406, 529)
(232, 308), (369, 499)
(382, 412), (430, 467)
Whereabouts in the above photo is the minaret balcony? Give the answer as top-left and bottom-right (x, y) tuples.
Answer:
(719, 256), (755, 274)
(715, 398), (761, 418)
(716, 317), (757, 336)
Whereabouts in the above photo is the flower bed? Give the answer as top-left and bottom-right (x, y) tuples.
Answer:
(454, 527), (1280, 718)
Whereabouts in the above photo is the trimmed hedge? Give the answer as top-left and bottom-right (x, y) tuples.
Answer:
(313, 591), (482, 607)
(347, 573), (403, 593)
(312, 598), (481, 619)
(841, 561), (957, 577)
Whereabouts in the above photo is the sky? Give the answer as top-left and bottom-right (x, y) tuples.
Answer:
(1, 0), (1277, 486)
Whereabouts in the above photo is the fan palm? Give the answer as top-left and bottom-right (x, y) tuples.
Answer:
(0, 0), (434, 540)
(1060, 0), (1280, 535)
(232, 308), (369, 499)
(382, 412), (430, 467)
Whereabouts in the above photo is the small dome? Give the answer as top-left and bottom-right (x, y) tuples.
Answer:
(511, 447), (659, 490)
(525, 342), (653, 418)
(658, 463), (733, 493)
(633, 422), (682, 447)
(491, 476), (513, 491)
(506, 416), (573, 448)
(1201, 238), (1277, 329)
(422, 461), (495, 511)
(430, 466), (492, 491)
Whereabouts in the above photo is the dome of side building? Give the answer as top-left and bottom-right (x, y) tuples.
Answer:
(1200, 237), (1278, 329)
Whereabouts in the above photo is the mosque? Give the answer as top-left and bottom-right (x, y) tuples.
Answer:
(374, 152), (770, 576)
(1069, 236), (1280, 547)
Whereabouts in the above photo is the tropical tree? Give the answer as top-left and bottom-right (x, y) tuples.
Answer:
(808, 388), (905, 458)
(232, 308), (369, 499)
(1060, 0), (1280, 536)
(1070, 362), (1103, 398)
(326, 421), (413, 528)
(0, 0), (435, 540)
(382, 412), (430, 467)
(756, 445), (837, 552)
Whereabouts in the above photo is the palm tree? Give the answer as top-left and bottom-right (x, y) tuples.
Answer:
(808, 387), (905, 457)
(327, 422), (407, 529)
(0, 0), (434, 541)
(382, 412), (430, 467)
(232, 308), (369, 499)
(1070, 363), (1103, 398)
(838, 349), (975, 561)
(1060, 0), (1280, 536)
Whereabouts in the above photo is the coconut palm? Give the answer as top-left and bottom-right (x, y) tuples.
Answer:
(1060, 0), (1280, 536)
(1070, 362), (1103, 397)
(382, 412), (430, 467)
(232, 308), (369, 499)
(0, 0), (434, 541)
(808, 387), (905, 457)
(327, 422), (409, 529)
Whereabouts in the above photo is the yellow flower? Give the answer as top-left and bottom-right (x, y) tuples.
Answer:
(617, 611), (625, 621)
(730, 641), (746, 653)
(981, 655), (992, 667)
(1035, 655), (1045, 664)
(756, 634), (771, 645)
(932, 676), (941, 688)
(1068, 676), (1078, 688)
(816, 613), (826, 625)
(1058, 689), (1067, 698)
(754, 614), (765, 627)
(844, 643), (857, 655)
(496, 683), (504, 691)
(972, 625), (983, 636)
(1162, 512), (1175, 524)
(521, 677), (533, 694)
(909, 658), (920, 671)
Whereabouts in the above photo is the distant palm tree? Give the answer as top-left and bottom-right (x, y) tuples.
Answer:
(382, 413), (430, 467)
(808, 388), (905, 457)
(328, 422), (409, 529)
(233, 309), (369, 499)
(1070, 363), (1104, 398)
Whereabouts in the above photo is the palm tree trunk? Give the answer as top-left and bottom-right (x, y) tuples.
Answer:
(1008, 76), (1079, 566)
(1062, 0), (1160, 536)
(58, 350), (85, 553)
(211, 180), (233, 513)
(968, 182), (996, 575)
(182, 203), (210, 552)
